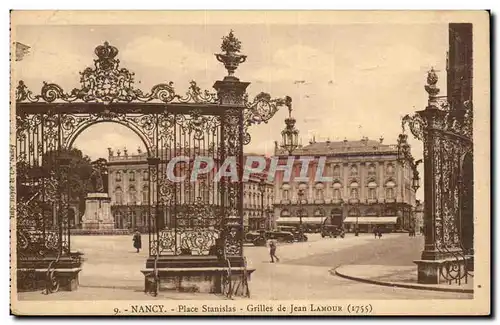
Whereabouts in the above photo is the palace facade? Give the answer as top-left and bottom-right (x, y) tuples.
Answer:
(272, 137), (418, 232)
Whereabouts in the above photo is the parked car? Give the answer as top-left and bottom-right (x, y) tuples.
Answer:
(244, 230), (267, 246)
(277, 226), (308, 242)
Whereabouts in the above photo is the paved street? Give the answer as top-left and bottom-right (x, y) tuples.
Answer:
(18, 233), (472, 300)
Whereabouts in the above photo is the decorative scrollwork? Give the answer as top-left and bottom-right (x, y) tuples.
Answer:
(16, 42), (218, 104)
(243, 93), (292, 145)
(155, 197), (223, 255)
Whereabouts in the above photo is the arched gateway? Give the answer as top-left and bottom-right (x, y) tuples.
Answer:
(15, 32), (292, 297)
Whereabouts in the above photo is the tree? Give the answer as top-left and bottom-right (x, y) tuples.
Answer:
(39, 148), (95, 215)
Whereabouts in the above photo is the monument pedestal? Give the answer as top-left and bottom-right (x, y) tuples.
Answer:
(82, 193), (115, 231)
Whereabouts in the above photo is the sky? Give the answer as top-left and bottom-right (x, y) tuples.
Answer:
(14, 21), (449, 201)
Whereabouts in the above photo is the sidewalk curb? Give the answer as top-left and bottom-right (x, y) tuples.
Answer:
(331, 266), (474, 294)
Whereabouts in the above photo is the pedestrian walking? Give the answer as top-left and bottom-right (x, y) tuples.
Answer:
(269, 239), (280, 263)
(377, 228), (383, 239)
(133, 229), (142, 253)
(373, 226), (378, 239)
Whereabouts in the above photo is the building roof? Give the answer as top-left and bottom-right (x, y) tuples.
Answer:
(275, 138), (398, 156)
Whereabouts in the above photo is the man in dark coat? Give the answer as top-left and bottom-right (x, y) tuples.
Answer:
(269, 239), (280, 263)
(133, 229), (142, 253)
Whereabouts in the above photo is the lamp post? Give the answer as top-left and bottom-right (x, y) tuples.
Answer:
(258, 178), (266, 230)
(265, 206), (273, 230)
(297, 189), (304, 228)
(280, 102), (299, 155)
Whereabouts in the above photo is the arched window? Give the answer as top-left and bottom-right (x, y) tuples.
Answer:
(143, 170), (149, 181)
(116, 171), (122, 182)
(129, 171), (135, 181)
(350, 182), (359, 199)
(333, 164), (341, 177)
(115, 187), (123, 205)
(129, 186), (137, 204)
(142, 185), (149, 203)
(315, 183), (324, 200)
(350, 165), (358, 176)
(368, 181), (377, 199)
(385, 180), (396, 199)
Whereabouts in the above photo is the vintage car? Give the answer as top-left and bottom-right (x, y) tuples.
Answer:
(277, 226), (308, 242)
(320, 225), (345, 238)
(244, 230), (268, 246)
(244, 228), (297, 245)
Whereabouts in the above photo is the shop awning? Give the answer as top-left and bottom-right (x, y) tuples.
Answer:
(343, 217), (398, 224)
(276, 217), (324, 224)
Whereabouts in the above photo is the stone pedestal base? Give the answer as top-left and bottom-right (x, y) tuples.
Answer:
(17, 255), (83, 292)
(82, 221), (99, 230)
(141, 256), (255, 296)
(141, 267), (255, 295)
(414, 257), (471, 285)
(81, 193), (114, 231)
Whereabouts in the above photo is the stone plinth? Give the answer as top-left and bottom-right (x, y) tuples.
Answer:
(82, 193), (114, 231)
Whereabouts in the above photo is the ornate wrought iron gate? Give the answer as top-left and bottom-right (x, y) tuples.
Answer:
(402, 69), (473, 284)
(15, 32), (290, 294)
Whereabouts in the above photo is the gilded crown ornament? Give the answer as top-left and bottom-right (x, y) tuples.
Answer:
(215, 30), (247, 78)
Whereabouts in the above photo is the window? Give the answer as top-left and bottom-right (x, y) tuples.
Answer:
(143, 170), (149, 181)
(333, 165), (341, 177)
(368, 164), (376, 176)
(116, 171), (122, 182)
(315, 183), (324, 200)
(142, 185), (149, 203)
(115, 187), (123, 205)
(385, 180), (396, 199)
(368, 181), (377, 200)
(282, 183), (291, 201)
(386, 164), (395, 175)
(386, 187), (394, 199)
(333, 182), (342, 200)
(350, 165), (358, 176)
(129, 171), (135, 181)
(129, 186), (137, 204)
(350, 182), (359, 199)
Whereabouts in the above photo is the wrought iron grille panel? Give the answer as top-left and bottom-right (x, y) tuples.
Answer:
(149, 109), (231, 257)
(402, 69), (473, 283)
(16, 113), (71, 259)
